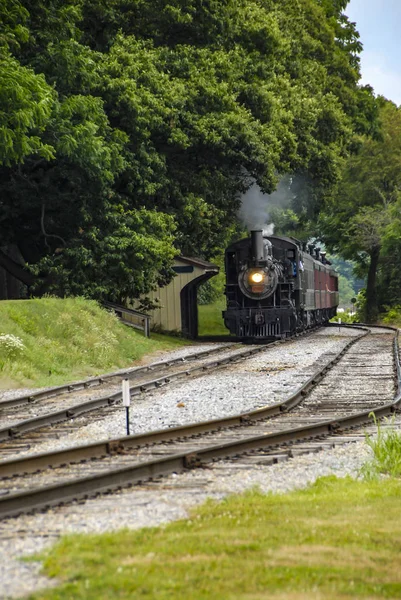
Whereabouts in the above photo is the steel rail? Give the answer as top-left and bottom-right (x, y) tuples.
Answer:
(0, 332), (365, 477)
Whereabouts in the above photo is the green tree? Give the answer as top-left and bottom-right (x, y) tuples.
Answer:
(319, 100), (401, 322)
(0, 0), (377, 301)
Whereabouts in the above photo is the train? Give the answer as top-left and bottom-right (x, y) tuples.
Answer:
(222, 230), (339, 340)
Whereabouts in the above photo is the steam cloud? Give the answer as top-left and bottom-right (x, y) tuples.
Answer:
(239, 176), (297, 234)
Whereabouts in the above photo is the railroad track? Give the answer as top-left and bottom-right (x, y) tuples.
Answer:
(0, 342), (236, 413)
(0, 325), (399, 519)
(0, 342), (270, 448)
(0, 326), (326, 456)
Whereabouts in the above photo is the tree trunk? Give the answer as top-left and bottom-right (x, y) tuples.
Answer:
(365, 246), (380, 323)
(0, 249), (36, 287)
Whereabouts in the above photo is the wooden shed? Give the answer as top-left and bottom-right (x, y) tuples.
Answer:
(131, 256), (219, 338)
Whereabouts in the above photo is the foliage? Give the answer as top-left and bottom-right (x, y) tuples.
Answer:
(0, 0), (378, 300)
(360, 414), (401, 480)
(330, 310), (356, 323)
(0, 54), (56, 166)
(318, 100), (401, 322)
(32, 477), (401, 598)
(197, 277), (222, 306)
(328, 254), (363, 292)
(197, 252), (225, 305)
(0, 297), (188, 387)
(381, 306), (401, 327)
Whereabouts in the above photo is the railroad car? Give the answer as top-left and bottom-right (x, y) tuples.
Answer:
(223, 230), (339, 340)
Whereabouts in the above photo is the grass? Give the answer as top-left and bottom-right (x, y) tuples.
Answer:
(360, 415), (401, 479)
(197, 299), (231, 336)
(29, 476), (401, 600)
(0, 297), (189, 388)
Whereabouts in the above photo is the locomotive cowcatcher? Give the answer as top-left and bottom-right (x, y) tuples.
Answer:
(223, 230), (339, 341)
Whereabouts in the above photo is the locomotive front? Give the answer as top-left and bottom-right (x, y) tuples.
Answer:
(223, 229), (298, 340)
(223, 230), (339, 341)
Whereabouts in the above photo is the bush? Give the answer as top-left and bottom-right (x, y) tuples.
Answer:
(330, 311), (356, 323)
(381, 306), (401, 326)
(354, 288), (367, 322)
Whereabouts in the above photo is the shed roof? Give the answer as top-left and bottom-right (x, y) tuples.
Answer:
(176, 256), (219, 271)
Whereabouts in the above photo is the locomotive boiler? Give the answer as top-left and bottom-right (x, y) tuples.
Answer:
(223, 230), (339, 340)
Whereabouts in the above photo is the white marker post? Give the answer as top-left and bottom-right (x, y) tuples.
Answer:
(338, 317), (341, 333)
(122, 378), (131, 436)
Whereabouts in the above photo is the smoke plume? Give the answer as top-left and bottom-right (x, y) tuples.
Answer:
(239, 175), (297, 234)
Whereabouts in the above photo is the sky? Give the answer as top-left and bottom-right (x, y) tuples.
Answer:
(346, 0), (401, 106)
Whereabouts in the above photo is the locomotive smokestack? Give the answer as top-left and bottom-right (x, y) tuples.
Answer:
(250, 229), (264, 262)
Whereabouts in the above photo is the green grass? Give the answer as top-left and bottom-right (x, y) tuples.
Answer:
(360, 415), (401, 479)
(0, 297), (189, 388)
(29, 476), (401, 599)
(197, 299), (230, 336)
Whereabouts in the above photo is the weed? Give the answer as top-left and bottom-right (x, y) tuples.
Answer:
(0, 334), (25, 358)
(360, 413), (401, 479)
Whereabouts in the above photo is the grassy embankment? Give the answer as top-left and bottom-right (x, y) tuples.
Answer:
(0, 297), (189, 389)
(28, 420), (401, 599)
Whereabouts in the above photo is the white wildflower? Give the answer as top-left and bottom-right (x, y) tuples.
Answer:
(0, 334), (25, 358)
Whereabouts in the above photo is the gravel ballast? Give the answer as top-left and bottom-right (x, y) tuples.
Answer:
(0, 326), (395, 599)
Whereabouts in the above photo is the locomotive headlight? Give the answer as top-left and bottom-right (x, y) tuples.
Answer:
(250, 271), (264, 284)
(239, 264), (279, 300)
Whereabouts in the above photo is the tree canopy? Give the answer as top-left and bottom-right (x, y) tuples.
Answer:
(318, 99), (401, 321)
(0, 0), (378, 301)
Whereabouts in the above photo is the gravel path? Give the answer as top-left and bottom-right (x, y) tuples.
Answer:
(0, 326), (394, 599)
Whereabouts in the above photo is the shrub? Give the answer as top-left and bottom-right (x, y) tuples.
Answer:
(330, 311), (356, 323)
(381, 306), (401, 326)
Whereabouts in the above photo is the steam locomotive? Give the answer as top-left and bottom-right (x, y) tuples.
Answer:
(223, 230), (339, 340)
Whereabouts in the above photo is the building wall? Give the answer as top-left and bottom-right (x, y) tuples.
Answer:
(130, 259), (216, 333)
